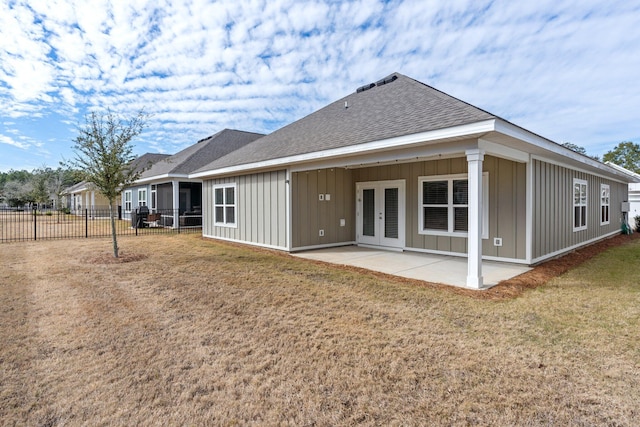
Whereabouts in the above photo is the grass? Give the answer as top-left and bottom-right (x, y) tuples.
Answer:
(1, 234), (639, 425)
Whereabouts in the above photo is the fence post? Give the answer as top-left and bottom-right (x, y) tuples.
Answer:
(85, 209), (88, 238)
(33, 207), (37, 241)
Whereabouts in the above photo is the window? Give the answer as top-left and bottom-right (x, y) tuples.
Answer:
(138, 189), (147, 207)
(124, 190), (132, 212)
(151, 185), (156, 210)
(419, 173), (488, 237)
(600, 184), (610, 225)
(214, 184), (237, 227)
(573, 178), (587, 231)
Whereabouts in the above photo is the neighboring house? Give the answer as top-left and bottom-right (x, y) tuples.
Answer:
(605, 162), (640, 223)
(190, 72), (638, 289)
(122, 129), (264, 228)
(62, 180), (111, 214)
(62, 152), (169, 215)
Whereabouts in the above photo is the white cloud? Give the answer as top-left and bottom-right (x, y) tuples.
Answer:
(0, 133), (30, 149)
(0, 0), (639, 169)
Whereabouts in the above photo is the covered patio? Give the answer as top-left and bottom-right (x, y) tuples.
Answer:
(293, 245), (531, 289)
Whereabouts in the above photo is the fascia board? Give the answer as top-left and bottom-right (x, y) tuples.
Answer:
(494, 119), (631, 181)
(189, 120), (497, 179)
(133, 173), (190, 184)
(478, 138), (529, 163)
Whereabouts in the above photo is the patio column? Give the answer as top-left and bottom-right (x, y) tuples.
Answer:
(172, 180), (179, 228)
(466, 148), (484, 289)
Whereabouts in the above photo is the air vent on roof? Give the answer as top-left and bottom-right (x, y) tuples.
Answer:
(356, 82), (375, 93)
(375, 75), (398, 87)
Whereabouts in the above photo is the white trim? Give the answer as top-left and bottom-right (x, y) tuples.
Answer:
(137, 188), (147, 207)
(605, 161), (640, 182)
(355, 179), (406, 249)
(417, 172), (489, 238)
(494, 119), (626, 178)
(573, 178), (588, 232)
(466, 148), (484, 289)
(478, 138), (529, 163)
(530, 230), (620, 265)
(285, 168), (292, 251)
(123, 190), (132, 212)
(135, 174), (193, 184)
(482, 255), (530, 265)
(202, 234), (288, 251)
(600, 183), (610, 226)
(290, 141), (476, 173)
(531, 154), (630, 185)
(190, 117), (630, 184)
(290, 241), (357, 252)
(525, 155), (533, 264)
(190, 120), (496, 179)
(213, 182), (238, 228)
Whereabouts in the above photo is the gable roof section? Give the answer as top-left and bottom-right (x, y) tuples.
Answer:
(193, 73), (496, 174)
(138, 129), (264, 181)
(130, 152), (171, 175)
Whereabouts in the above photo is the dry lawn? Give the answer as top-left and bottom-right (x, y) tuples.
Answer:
(1, 234), (639, 426)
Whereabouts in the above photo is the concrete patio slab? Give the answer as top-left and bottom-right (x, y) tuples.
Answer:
(293, 245), (531, 289)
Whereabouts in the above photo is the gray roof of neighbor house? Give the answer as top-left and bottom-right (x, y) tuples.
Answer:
(62, 153), (169, 195)
(130, 152), (171, 175)
(193, 72), (496, 173)
(62, 180), (90, 195)
(139, 129), (264, 180)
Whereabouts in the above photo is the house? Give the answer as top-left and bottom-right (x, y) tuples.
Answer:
(62, 152), (169, 215)
(605, 161), (640, 225)
(122, 129), (264, 228)
(190, 72), (638, 289)
(62, 180), (110, 214)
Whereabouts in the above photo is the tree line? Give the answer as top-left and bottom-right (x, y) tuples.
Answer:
(0, 167), (81, 209)
(562, 141), (640, 174)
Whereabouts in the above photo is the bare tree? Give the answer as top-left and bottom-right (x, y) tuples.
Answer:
(68, 109), (148, 257)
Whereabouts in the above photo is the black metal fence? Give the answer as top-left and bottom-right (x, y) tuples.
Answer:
(0, 208), (202, 243)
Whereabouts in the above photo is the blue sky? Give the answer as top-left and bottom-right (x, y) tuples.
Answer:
(1, 0), (639, 172)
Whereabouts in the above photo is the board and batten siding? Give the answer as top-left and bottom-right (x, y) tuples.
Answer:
(531, 159), (627, 261)
(291, 168), (355, 249)
(351, 156), (527, 260)
(202, 170), (288, 249)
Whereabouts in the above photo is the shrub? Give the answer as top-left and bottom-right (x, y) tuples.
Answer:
(635, 215), (640, 232)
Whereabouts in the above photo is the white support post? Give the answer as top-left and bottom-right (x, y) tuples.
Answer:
(172, 180), (180, 228)
(466, 149), (484, 289)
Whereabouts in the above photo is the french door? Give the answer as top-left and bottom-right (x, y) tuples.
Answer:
(356, 180), (405, 249)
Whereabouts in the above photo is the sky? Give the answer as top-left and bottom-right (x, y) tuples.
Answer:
(1, 0), (639, 172)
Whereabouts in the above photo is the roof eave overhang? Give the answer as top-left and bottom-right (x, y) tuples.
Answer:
(189, 120), (497, 179)
(134, 173), (191, 184)
(189, 118), (635, 184)
(494, 119), (638, 183)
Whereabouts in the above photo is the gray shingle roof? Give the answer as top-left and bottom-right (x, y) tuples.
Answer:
(140, 129), (264, 179)
(130, 153), (171, 175)
(194, 73), (496, 173)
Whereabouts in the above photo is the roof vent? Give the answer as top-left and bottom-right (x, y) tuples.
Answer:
(375, 75), (398, 87)
(356, 82), (375, 93)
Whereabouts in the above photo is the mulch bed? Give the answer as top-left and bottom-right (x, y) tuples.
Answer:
(473, 232), (640, 300)
(86, 252), (148, 264)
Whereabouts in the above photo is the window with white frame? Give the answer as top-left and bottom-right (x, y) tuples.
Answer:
(151, 185), (157, 210)
(600, 183), (610, 225)
(573, 178), (588, 231)
(138, 189), (147, 207)
(418, 173), (488, 237)
(214, 183), (237, 227)
(124, 190), (132, 212)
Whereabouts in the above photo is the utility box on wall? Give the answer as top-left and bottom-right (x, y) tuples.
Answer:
(622, 201), (630, 212)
